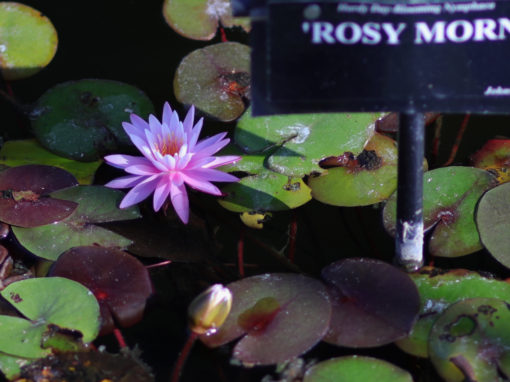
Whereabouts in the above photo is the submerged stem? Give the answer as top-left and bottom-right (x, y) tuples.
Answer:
(170, 331), (198, 382)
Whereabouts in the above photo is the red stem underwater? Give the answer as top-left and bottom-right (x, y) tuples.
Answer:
(170, 331), (198, 382)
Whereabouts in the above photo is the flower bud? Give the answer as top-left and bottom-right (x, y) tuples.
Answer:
(188, 284), (232, 336)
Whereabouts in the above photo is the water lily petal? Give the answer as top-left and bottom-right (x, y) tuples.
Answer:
(104, 154), (151, 169)
(183, 105), (195, 135)
(193, 132), (227, 153)
(162, 102), (173, 128)
(119, 174), (160, 208)
(105, 175), (145, 189)
(124, 163), (160, 175)
(188, 168), (239, 183)
(202, 155), (242, 169)
(153, 174), (172, 212)
(130, 113), (151, 132)
(193, 135), (229, 158)
(170, 179), (189, 223)
(182, 173), (222, 196)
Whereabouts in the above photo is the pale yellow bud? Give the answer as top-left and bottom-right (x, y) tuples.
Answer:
(188, 284), (232, 336)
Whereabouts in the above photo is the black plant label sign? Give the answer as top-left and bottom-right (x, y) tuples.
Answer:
(254, 0), (510, 115)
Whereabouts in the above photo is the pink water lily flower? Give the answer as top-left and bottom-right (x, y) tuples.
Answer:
(104, 103), (240, 224)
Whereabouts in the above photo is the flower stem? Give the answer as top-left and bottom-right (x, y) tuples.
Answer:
(146, 260), (172, 269)
(113, 327), (128, 349)
(170, 331), (198, 382)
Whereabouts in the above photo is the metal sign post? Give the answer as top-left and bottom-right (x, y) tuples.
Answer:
(232, 0), (510, 270)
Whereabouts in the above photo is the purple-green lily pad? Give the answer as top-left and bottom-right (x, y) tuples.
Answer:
(303, 356), (413, 382)
(0, 140), (101, 185)
(396, 267), (510, 358)
(200, 273), (331, 366)
(321, 258), (420, 348)
(471, 139), (510, 184)
(383, 166), (496, 257)
(309, 133), (398, 206)
(235, 110), (382, 177)
(49, 246), (153, 335)
(429, 297), (510, 382)
(163, 0), (250, 41)
(31, 79), (155, 161)
(0, 165), (78, 228)
(174, 42), (250, 122)
(12, 185), (140, 261)
(218, 171), (312, 212)
(0, 2), (58, 80)
(476, 182), (510, 269)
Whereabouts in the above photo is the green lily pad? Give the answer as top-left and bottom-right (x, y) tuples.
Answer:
(429, 297), (510, 382)
(235, 110), (381, 177)
(200, 273), (331, 366)
(31, 79), (155, 161)
(0, 316), (49, 358)
(0, 2), (58, 80)
(163, 0), (249, 41)
(217, 145), (268, 176)
(0, 140), (101, 185)
(2, 277), (100, 343)
(218, 171), (312, 213)
(0, 351), (32, 380)
(383, 166), (496, 257)
(476, 182), (510, 269)
(309, 133), (398, 206)
(174, 42), (250, 122)
(0, 278), (99, 363)
(303, 356), (413, 382)
(396, 267), (510, 358)
(12, 185), (140, 261)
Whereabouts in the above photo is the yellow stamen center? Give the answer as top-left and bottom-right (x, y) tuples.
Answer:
(156, 132), (183, 156)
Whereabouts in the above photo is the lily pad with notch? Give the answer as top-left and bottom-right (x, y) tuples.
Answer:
(308, 133), (399, 206)
(396, 267), (510, 358)
(0, 277), (100, 372)
(303, 356), (413, 382)
(0, 2), (58, 80)
(429, 297), (510, 382)
(12, 185), (140, 261)
(235, 110), (381, 177)
(0, 140), (101, 185)
(200, 273), (331, 366)
(0, 165), (78, 228)
(321, 258), (420, 348)
(476, 182), (510, 269)
(163, 0), (249, 41)
(383, 166), (497, 257)
(174, 42), (250, 122)
(48, 246), (153, 335)
(31, 79), (155, 161)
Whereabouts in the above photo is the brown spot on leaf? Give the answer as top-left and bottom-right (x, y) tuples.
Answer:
(10, 292), (22, 303)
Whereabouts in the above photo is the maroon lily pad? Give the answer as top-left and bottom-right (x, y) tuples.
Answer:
(48, 246), (153, 335)
(200, 273), (331, 366)
(321, 258), (420, 348)
(0, 165), (78, 227)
